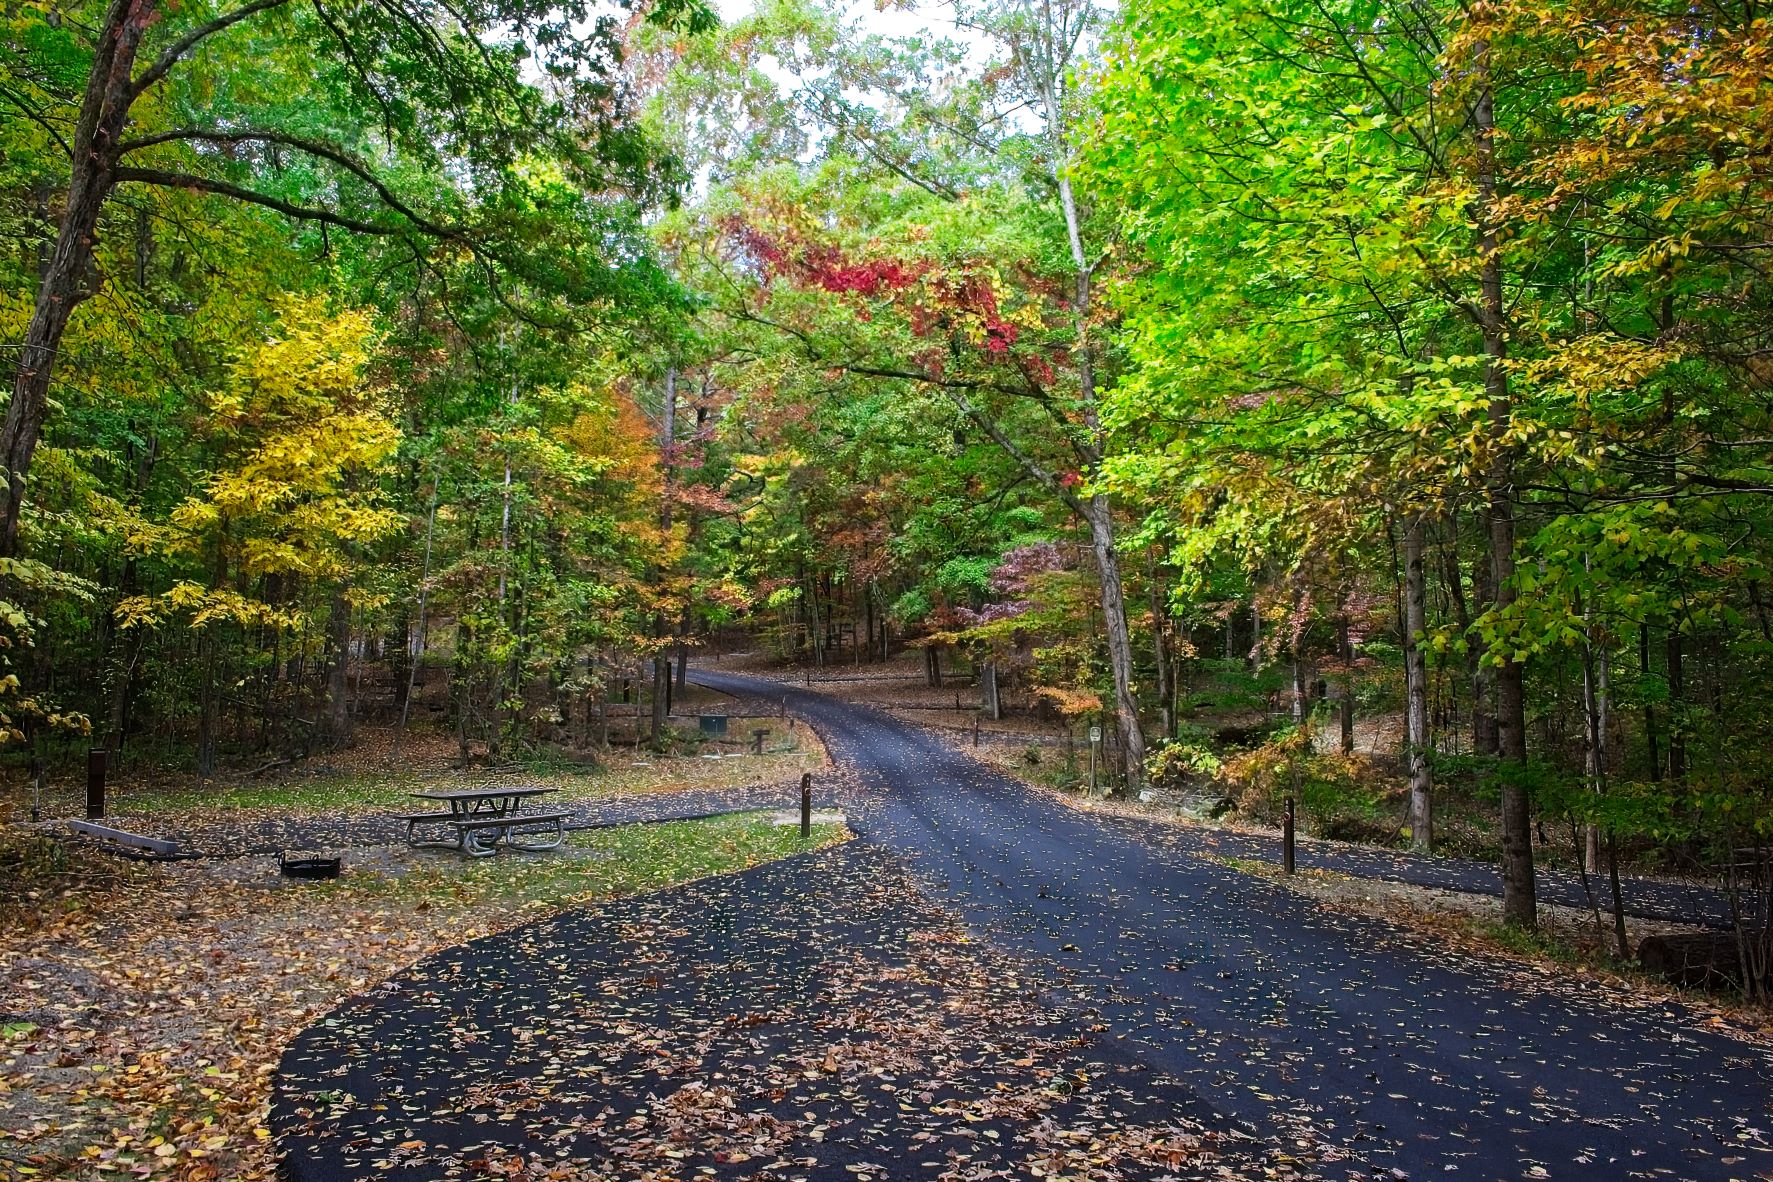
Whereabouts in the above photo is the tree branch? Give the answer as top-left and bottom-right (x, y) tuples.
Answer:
(130, 0), (296, 98)
(113, 166), (411, 236)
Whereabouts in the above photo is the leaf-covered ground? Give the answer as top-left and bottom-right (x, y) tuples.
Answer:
(274, 842), (1297, 1182)
(0, 809), (843, 1181)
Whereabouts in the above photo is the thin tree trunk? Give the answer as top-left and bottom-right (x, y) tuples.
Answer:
(651, 366), (677, 750)
(1474, 40), (1537, 929)
(326, 587), (352, 745)
(1469, 548), (1499, 756)
(396, 474), (439, 745)
(1665, 629), (1685, 780)
(1082, 496), (1148, 789)
(1149, 557), (1173, 740)
(1405, 517), (1433, 851)
(1336, 610), (1354, 754)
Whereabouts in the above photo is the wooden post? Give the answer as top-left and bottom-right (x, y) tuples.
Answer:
(1283, 796), (1296, 874)
(972, 714), (980, 747)
(800, 772), (812, 840)
(1088, 729), (1098, 796)
(752, 728), (769, 754)
(86, 748), (106, 820)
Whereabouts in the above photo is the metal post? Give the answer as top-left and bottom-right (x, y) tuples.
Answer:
(1088, 737), (1097, 797)
(1283, 796), (1296, 874)
(800, 772), (812, 840)
(972, 715), (979, 747)
(86, 748), (106, 820)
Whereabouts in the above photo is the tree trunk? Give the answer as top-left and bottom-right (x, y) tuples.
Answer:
(651, 366), (677, 750)
(1468, 549), (1499, 756)
(1149, 558), (1174, 740)
(1665, 629), (1685, 780)
(1405, 517), (1433, 851)
(1082, 495), (1148, 788)
(1336, 611), (1354, 754)
(1, 0), (158, 555)
(326, 587), (352, 746)
(1474, 43), (1536, 929)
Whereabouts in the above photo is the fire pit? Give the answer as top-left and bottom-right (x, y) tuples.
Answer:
(279, 851), (342, 880)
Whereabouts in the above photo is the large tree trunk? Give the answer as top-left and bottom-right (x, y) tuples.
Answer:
(2, 0), (157, 555)
(1405, 517), (1433, 851)
(1082, 495), (1148, 789)
(1474, 45), (1537, 929)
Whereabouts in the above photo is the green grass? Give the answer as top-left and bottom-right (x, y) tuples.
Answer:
(115, 745), (823, 816)
(122, 770), (427, 814)
(339, 810), (847, 908)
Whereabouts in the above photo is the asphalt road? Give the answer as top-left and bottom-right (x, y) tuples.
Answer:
(689, 669), (1772, 1181)
(273, 668), (1773, 1181)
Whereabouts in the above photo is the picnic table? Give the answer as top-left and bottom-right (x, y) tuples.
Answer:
(401, 786), (568, 857)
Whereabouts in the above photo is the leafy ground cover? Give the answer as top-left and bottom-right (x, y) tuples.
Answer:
(0, 808), (844, 1181)
(274, 841), (1301, 1182)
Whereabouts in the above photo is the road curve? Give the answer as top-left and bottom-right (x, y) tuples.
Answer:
(691, 667), (1773, 1182)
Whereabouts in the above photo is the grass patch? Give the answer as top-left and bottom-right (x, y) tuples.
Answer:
(114, 746), (824, 816)
(122, 770), (426, 814)
(342, 810), (846, 908)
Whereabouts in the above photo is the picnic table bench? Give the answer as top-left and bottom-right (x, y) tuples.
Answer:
(401, 787), (567, 857)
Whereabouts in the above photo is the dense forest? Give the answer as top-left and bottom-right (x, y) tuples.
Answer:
(5, 0), (1772, 939)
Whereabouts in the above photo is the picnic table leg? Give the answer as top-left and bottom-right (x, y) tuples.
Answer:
(507, 816), (566, 852)
(463, 827), (501, 857)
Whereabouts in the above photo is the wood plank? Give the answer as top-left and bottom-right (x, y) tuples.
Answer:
(67, 820), (179, 856)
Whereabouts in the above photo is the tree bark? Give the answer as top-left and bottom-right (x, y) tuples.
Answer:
(1405, 517), (1433, 851)
(2, 0), (159, 555)
(1665, 629), (1685, 780)
(1473, 42), (1537, 929)
(326, 586), (352, 745)
(1336, 610), (1354, 754)
(650, 366), (677, 750)
(1082, 496), (1148, 787)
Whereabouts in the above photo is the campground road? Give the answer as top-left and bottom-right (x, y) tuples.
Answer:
(689, 668), (1773, 1181)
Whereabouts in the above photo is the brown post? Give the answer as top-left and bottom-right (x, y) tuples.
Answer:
(973, 715), (980, 747)
(1283, 796), (1296, 874)
(800, 772), (812, 840)
(86, 748), (106, 820)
